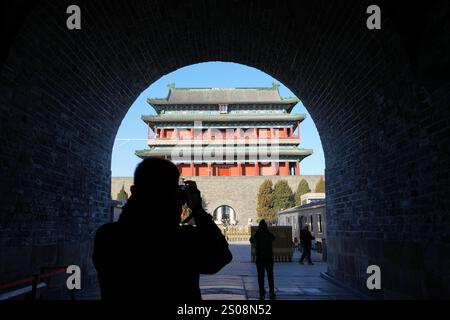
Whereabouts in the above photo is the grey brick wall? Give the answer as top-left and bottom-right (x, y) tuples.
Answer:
(112, 175), (324, 225)
(0, 0), (449, 298)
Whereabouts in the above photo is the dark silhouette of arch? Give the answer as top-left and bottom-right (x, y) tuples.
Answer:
(0, 0), (449, 299)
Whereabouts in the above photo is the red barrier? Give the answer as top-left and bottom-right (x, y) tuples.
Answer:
(0, 267), (67, 291)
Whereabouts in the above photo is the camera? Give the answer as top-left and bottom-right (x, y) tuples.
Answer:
(179, 179), (188, 205)
(179, 179), (196, 224)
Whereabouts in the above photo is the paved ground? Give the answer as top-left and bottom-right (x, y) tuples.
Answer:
(78, 242), (358, 300)
(200, 242), (358, 300)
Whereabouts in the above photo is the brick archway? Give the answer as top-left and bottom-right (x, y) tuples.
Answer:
(1, 0), (449, 298)
(213, 205), (237, 225)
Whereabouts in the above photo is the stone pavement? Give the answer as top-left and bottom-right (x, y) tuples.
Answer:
(200, 242), (359, 300)
(77, 242), (358, 300)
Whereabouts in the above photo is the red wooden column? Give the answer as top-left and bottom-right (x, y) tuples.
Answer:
(296, 160), (300, 176)
(270, 128), (275, 138)
(238, 163), (243, 176)
(160, 128), (165, 139)
(253, 128), (258, 138)
(190, 163), (195, 176)
(207, 162), (212, 176)
(255, 162), (260, 176)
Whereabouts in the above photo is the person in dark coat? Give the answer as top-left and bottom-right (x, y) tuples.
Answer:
(250, 219), (276, 300)
(293, 237), (299, 251)
(93, 158), (232, 302)
(299, 224), (315, 265)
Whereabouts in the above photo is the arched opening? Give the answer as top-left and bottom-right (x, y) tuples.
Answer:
(1, 1), (449, 300)
(111, 61), (324, 237)
(213, 205), (237, 226)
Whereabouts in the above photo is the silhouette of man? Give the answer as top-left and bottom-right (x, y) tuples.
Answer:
(250, 219), (276, 300)
(299, 224), (315, 265)
(93, 158), (232, 301)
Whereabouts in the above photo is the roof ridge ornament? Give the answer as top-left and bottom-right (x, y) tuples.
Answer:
(167, 83), (176, 89)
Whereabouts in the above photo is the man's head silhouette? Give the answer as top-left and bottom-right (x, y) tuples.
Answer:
(259, 219), (268, 230)
(127, 157), (182, 225)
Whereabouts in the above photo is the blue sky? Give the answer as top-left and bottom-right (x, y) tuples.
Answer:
(111, 62), (325, 176)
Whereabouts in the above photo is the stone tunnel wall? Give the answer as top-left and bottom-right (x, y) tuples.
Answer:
(0, 0), (449, 298)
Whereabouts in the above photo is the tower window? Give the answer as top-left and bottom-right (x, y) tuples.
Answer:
(219, 104), (228, 114)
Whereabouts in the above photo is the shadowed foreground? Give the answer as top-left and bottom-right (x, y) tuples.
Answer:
(79, 243), (358, 300)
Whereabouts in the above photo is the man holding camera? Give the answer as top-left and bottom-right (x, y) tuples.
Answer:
(93, 158), (232, 301)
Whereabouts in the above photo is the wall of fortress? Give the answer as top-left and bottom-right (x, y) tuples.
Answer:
(111, 175), (324, 225)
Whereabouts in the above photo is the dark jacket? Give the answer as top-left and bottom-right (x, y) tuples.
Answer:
(300, 229), (314, 248)
(93, 202), (232, 302)
(250, 228), (275, 261)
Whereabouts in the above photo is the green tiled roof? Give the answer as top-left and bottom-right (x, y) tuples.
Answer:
(148, 84), (299, 106)
(142, 113), (306, 124)
(135, 147), (313, 159)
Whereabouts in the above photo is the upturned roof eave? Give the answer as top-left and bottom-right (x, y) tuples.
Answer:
(147, 98), (299, 106)
(141, 113), (306, 124)
(278, 201), (326, 215)
(135, 148), (313, 158)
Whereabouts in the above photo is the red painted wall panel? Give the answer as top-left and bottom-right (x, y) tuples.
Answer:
(164, 129), (174, 139)
(244, 164), (258, 176)
(197, 164), (209, 176)
(260, 163), (278, 176)
(279, 162), (290, 176)
(229, 165), (240, 176)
